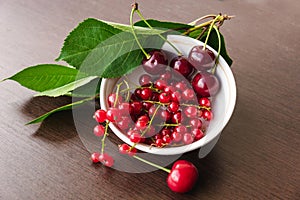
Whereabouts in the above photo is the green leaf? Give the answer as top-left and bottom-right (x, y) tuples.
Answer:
(4, 64), (79, 92)
(70, 77), (101, 98)
(26, 96), (94, 124)
(34, 76), (98, 97)
(79, 31), (164, 78)
(105, 21), (165, 35)
(134, 19), (192, 33)
(56, 18), (122, 69)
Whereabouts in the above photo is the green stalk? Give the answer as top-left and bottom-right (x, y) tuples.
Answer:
(211, 25), (222, 74)
(130, 7), (150, 59)
(203, 15), (220, 50)
(101, 122), (110, 154)
(135, 9), (182, 56)
(133, 155), (171, 173)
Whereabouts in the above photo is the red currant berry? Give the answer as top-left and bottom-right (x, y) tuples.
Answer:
(142, 50), (168, 75)
(171, 91), (182, 103)
(168, 101), (180, 113)
(107, 93), (122, 107)
(139, 74), (152, 85)
(183, 106), (198, 118)
(118, 103), (130, 114)
(142, 102), (153, 111)
(91, 152), (100, 163)
(99, 153), (114, 167)
(145, 125), (156, 137)
(191, 129), (204, 141)
(129, 131), (142, 143)
(189, 118), (202, 129)
(160, 128), (171, 136)
(182, 89), (195, 101)
(94, 109), (107, 123)
(163, 85), (175, 94)
(154, 79), (167, 90)
(155, 138), (164, 147)
(174, 125), (187, 134)
(160, 71), (172, 81)
(130, 101), (143, 116)
(140, 88), (152, 100)
(172, 111), (183, 124)
(106, 107), (121, 122)
(119, 144), (137, 156)
(93, 125), (105, 137)
(160, 109), (172, 122)
(172, 132), (183, 143)
(167, 160), (198, 193)
(201, 110), (213, 121)
(198, 97), (211, 107)
(159, 92), (171, 103)
(162, 135), (172, 144)
(183, 133), (194, 145)
(135, 120), (148, 131)
(175, 82), (187, 91)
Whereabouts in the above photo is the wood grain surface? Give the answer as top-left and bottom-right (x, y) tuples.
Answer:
(0, 0), (299, 199)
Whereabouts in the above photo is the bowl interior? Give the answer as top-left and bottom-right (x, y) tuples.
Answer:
(100, 35), (236, 155)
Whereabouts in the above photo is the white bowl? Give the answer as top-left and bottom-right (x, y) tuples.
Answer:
(100, 35), (236, 156)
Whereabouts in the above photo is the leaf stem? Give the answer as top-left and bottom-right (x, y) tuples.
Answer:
(188, 14), (217, 26)
(135, 9), (182, 56)
(130, 6), (150, 59)
(133, 155), (171, 173)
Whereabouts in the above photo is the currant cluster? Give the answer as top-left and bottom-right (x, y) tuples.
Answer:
(105, 47), (219, 149)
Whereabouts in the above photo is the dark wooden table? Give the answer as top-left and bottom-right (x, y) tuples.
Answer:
(1, 0), (299, 199)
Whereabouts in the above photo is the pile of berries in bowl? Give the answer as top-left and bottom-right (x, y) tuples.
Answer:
(100, 35), (236, 156)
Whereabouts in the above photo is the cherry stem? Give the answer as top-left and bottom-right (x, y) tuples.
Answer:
(211, 25), (221, 75)
(135, 9), (182, 56)
(130, 6), (150, 59)
(133, 155), (171, 173)
(188, 14), (217, 26)
(101, 122), (110, 154)
(203, 15), (220, 50)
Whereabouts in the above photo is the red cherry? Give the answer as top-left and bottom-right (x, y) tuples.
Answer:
(99, 153), (114, 167)
(198, 97), (211, 107)
(130, 101), (143, 116)
(91, 152), (100, 163)
(93, 125), (105, 137)
(142, 102), (153, 111)
(191, 72), (220, 97)
(167, 160), (198, 193)
(170, 56), (194, 78)
(188, 45), (216, 71)
(142, 50), (168, 75)
(94, 109), (107, 123)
